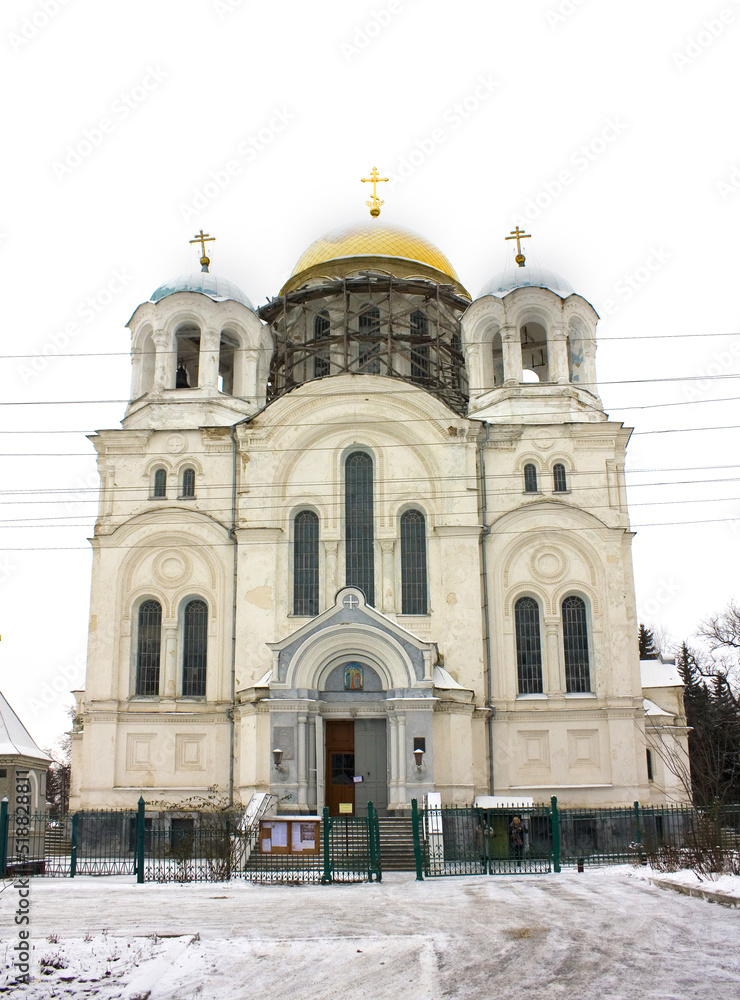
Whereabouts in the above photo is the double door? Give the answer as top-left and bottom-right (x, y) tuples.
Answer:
(325, 719), (387, 817)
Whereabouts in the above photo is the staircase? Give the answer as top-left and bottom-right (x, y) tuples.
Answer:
(377, 816), (417, 871)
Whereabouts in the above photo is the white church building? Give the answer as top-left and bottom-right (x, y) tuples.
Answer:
(69, 211), (689, 814)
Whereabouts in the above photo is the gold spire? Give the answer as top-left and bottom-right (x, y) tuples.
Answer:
(189, 229), (216, 271)
(505, 226), (531, 267)
(361, 166), (389, 218)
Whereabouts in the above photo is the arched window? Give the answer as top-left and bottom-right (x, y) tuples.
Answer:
(182, 599), (208, 697)
(358, 307), (381, 374)
(515, 597), (543, 694)
(410, 310), (429, 382)
(553, 464), (567, 493)
(153, 469), (167, 499)
(562, 595), (591, 692)
(313, 311), (330, 378)
(294, 510), (319, 616)
(524, 464), (538, 493)
(136, 600), (162, 696)
(181, 468), (195, 498)
(400, 509), (427, 614)
(345, 451), (374, 605)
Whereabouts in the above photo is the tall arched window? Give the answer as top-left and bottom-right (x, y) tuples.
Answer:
(136, 600), (162, 696)
(515, 597), (543, 694)
(294, 510), (319, 616)
(400, 509), (427, 614)
(153, 469), (167, 499)
(562, 595), (591, 692)
(410, 310), (429, 381)
(182, 599), (208, 697)
(313, 311), (330, 378)
(553, 464), (567, 493)
(345, 451), (374, 605)
(358, 307), (381, 374)
(181, 468), (195, 498)
(524, 464), (538, 493)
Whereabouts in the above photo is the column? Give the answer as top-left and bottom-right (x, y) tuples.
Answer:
(397, 713), (407, 807)
(198, 327), (220, 390)
(381, 539), (395, 612)
(315, 715), (324, 813)
(388, 714), (399, 806)
(297, 714), (308, 810)
(162, 625), (179, 698)
(242, 348), (259, 399)
(152, 329), (172, 390)
(324, 541), (338, 602)
(501, 324), (522, 384)
(549, 325), (570, 383)
(308, 715), (317, 810)
(544, 617), (563, 696)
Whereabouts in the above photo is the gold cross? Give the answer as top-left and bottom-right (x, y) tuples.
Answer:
(189, 229), (216, 269)
(505, 226), (531, 267)
(361, 166), (389, 218)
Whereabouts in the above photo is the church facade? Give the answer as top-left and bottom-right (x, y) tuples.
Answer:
(69, 218), (689, 814)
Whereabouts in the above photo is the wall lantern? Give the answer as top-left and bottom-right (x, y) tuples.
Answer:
(272, 748), (285, 772)
(413, 748), (425, 769)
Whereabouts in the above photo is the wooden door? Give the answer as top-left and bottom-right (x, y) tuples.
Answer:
(325, 720), (355, 817)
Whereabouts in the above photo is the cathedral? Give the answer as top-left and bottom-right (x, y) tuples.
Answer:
(69, 178), (688, 814)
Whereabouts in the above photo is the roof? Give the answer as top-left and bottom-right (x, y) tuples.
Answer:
(641, 658), (683, 688)
(477, 265), (575, 299)
(643, 697), (672, 717)
(0, 692), (51, 763)
(149, 272), (254, 310)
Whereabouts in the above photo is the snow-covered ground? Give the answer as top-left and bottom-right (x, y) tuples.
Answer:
(1, 867), (739, 999)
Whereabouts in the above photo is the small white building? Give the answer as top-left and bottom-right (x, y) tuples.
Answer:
(0, 692), (50, 812)
(70, 221), (690, 813)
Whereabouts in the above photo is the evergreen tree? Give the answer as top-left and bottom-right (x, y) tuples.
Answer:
(638, 623), (659, 659)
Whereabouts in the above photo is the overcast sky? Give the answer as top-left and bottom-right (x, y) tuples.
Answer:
(1, 0), (738, 750)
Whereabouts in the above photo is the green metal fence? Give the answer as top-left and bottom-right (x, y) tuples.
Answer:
(413, 801), (554, 876)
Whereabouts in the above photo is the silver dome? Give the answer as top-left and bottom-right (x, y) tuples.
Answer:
(477, 266), (575, 300)
(150, 272), (254, 310)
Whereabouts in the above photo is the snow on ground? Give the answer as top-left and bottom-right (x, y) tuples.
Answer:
(1, 867), (739, 999)
(629, 866), (740, 900)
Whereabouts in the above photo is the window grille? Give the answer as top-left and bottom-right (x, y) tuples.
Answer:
(401, 509), (428, 614)
(524, 464), (538, 493)
(358, 307), (381, 374)
(153, 469), (167, 498)
(314, 311), (330, 378)
(410, 310), (430, 381)
(345, 451), (374, 605)
(136, 600), (162, 696)
(181, 468), (195, 498)
(515, 597), (543, 694)
(294, 510), (319, 615)
(182, 599), (208, 697)
(562, 595), (591, 692)
(553, 463), (567, 493)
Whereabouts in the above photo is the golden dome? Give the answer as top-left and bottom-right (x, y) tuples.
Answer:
(282, 221), (468, 296)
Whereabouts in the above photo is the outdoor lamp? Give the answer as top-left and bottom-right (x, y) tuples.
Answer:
(272, 747), (285, 771)
(413, 747), (425, 769)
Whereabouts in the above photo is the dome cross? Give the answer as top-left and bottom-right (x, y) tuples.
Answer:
(189, 229), (216, 271)
(361, 166), (389, 218)
(505, 226), (532, 267)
